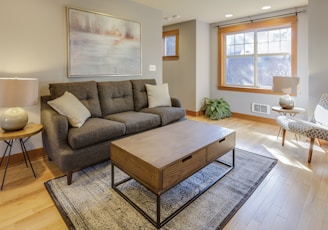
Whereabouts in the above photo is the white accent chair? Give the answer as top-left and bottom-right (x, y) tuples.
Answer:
(276, 93), (328, 162)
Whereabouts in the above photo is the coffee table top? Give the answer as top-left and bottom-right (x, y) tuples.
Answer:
(111, 120), (235, 169)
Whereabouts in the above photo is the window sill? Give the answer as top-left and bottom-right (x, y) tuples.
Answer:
(163, 56), (179, 61)
(218, 86), (274, 94)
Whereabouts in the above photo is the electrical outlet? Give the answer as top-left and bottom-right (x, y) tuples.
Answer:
(149, 65), (156, 71)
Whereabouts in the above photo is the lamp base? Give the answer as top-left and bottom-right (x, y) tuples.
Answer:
(279, 94), (295, 109)
(0, 107), (28, 132)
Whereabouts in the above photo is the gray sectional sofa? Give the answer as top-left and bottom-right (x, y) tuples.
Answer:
(41, 79), (185, 184)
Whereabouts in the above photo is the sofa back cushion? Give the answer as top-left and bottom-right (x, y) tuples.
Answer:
(49, 81), (102, 117)
(131, 79), (156, 111)
(98, 80), (134, 116)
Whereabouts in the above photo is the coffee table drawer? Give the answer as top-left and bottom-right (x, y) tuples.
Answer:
(162, 148), (206, 191)
(207, 132), (235, 162)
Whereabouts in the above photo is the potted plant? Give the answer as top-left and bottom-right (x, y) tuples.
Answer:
(201, 97), (231, 120)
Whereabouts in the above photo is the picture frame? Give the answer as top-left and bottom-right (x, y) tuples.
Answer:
(67, 7), (142, 77)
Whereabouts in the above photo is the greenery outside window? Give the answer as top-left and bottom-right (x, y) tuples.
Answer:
(163, 29), (179, 60)
(218, 16), (297, 94)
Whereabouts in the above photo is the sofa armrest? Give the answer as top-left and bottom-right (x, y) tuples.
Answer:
(41, 96), (70, 160)
(171, 97), (182, 107)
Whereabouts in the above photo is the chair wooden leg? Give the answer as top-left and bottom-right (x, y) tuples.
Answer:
(316, 138), (322, 146)
(282, 129), (286, 146)
(308, 138), (315, 163)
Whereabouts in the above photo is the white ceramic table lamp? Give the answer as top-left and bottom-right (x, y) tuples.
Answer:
(272, 76), (299, 109)
(0, 78), (39, 131)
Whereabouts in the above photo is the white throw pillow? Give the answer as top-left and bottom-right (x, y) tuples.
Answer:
(47, 91), (91, 128)
(145, 83), (172, 108)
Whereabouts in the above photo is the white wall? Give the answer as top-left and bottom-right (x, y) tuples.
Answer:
(0, 0), (162, 154)
(209, 7), (309, 120)
(163, 20), (197, 112)
(196, 20), (210, 112)
(308, 0), (328, 113)
(163, 19), (210, 113)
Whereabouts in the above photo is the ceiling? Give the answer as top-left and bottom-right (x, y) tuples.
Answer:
(130, 0), (308, 26)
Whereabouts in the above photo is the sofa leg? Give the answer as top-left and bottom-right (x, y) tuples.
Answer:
(308, 138), (315, 163)
(67, 172), (73, 185)
(282, 129), (286, 146)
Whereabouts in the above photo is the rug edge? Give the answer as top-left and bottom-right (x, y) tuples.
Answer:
(44, 178), (76, 230)
(216, 151), (278, 230)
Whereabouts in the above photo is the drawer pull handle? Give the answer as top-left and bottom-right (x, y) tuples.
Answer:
(219, 138), (226, 143)
(182, 155), (192, 162)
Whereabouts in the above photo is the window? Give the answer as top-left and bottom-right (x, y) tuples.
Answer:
(218, 16), (297, 94)
(163, 29), (179, 60)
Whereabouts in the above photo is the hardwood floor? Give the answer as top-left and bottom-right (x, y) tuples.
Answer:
(0, 116), (327, 229)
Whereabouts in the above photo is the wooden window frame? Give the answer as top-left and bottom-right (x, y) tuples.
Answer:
(163, 29), (179, 60)
(218, 15), (297, 94)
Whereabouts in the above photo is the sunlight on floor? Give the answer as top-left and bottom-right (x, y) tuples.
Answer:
(240, 131), (312, 171)
(264, 145), (313, 172)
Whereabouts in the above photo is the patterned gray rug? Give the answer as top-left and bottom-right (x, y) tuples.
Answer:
(45, 149), (277, 230)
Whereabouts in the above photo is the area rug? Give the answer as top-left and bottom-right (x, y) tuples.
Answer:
(45, 149), (277, 230)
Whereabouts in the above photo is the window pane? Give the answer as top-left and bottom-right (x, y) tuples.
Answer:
(245, 32), (254, 54)
(269, 29), (280, 42)
(164, 36), (176, 56)
(225, 32), (254, 56)
(226, 34), (234, 45)
(244, 44), (254, 55)
(226, 57), (254, 86)
(245, 32), (254, 43)
(235, 33), (244, 44)
(226, 45), (234, 55)
(257, 55), (291, 87)
(257, 31), (268, 43)
(258, 42), (268, 54)
(269, 41), (280, 53)
(235, 44), (244, 55)
(281, 40), (291, 52)
(258, 28), (291, 54)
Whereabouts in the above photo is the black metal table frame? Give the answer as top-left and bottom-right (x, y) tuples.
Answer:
(111, 148), (235, 229)
(0, 137), (37, 190)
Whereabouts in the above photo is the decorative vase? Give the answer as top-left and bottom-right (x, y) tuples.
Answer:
(279, 94), (294, 109)
(0, 107), (28, 131)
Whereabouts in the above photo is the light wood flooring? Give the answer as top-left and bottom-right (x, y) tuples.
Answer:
(0, 116), (327, 230)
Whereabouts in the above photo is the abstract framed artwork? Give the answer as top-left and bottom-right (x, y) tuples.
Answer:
(67, 7), (141, 77)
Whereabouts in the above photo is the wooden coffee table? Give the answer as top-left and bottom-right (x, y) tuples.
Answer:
(111, 120), (235, 228)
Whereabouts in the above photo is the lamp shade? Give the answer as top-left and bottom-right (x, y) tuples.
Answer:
(0, 78), (39, 107)
(0, 78), (39, 131)
(272, 76), (299, 95)
(272, 76), (299, 109)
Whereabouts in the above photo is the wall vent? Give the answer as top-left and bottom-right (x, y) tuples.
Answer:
(251, 103), (270, 114)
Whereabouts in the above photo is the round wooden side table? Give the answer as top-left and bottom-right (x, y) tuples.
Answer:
(272, 106), (306, 117)
(0, 123), (43, 190)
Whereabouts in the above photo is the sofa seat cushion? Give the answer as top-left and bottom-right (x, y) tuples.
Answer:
(140, 107), (186, 126)
(68, 118), (126, 149)
(105, 111), (160, 134)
